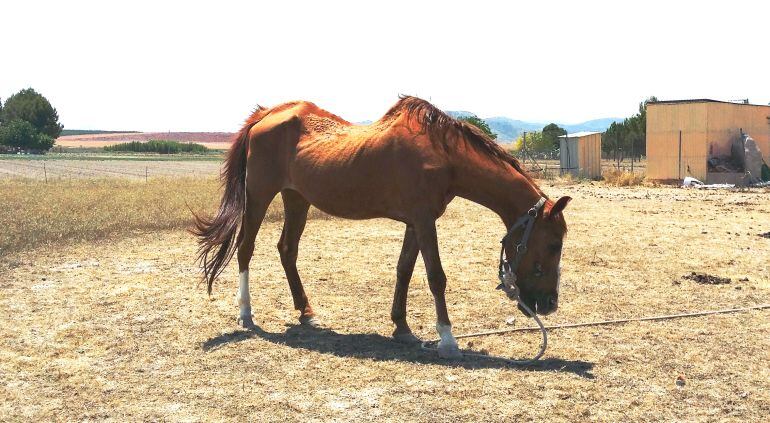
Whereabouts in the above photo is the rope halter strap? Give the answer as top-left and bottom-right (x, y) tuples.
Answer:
(498, 197), (547, 299)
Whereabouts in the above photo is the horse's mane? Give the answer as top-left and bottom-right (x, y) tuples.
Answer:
(384, 96), (539, 187)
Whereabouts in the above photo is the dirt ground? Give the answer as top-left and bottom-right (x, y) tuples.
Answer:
(1, 182), (769, 421)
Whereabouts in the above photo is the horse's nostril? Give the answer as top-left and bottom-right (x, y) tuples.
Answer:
(549, 296), (558, 307)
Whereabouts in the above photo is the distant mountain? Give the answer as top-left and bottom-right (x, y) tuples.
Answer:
(445, 111), (623, 142)
(446, 111), (476, 119)
(561, 118), (623, 134)
(484, 117), (545, 142)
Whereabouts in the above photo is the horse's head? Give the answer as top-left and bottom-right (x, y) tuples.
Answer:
(501, 196), (571, 316)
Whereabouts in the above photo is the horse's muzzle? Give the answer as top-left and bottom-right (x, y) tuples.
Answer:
(518, 294), (558, 316)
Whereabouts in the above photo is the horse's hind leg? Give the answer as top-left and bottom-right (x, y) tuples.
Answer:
(277, 189), (318, 327)
(391, 225), (421, 344)
(236, 187), (277, 328)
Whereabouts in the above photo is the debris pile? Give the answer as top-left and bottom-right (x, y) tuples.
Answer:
(682, 272), (731, 285)
(704, 133), (770, 186)
(707, 156), (742, 173)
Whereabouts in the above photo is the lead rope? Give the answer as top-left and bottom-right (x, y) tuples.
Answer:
(420, 304), (770, 366)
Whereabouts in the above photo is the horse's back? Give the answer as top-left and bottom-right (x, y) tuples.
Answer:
(245, 101), (451, 221)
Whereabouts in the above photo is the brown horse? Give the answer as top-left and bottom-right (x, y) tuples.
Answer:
(193, 96), (570, 358)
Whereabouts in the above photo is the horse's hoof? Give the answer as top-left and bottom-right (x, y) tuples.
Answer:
(299, 315), (321, 328)
(237, 315), (255, 329)
(437, 342), (463, 359)
(393, 331), (422, 345)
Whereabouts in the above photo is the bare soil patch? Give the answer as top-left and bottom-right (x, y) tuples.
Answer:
(682, 272), (732, 285)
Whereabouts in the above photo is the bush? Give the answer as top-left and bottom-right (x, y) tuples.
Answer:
(602, 170), (645, 186)
(104, 140), (209, 154)
(0, 119), (55, 151)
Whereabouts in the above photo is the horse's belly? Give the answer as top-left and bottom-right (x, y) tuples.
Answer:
(292, 174), (406, 221)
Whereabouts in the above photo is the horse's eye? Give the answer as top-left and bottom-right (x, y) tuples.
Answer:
(549, 243), (563, 254)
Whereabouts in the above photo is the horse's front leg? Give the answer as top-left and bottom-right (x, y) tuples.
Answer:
(413, 218), (461, 359)
(391, 225), (421, 344)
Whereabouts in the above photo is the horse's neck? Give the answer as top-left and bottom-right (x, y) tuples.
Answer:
(451, 157), (543, 227)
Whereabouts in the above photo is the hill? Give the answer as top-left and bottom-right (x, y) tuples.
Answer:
(446, 111), (623, 142)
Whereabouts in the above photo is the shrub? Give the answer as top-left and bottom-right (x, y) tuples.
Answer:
(104, 140), (209, 154)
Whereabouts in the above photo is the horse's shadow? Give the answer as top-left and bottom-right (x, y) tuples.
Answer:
(202, 324), (595, 378)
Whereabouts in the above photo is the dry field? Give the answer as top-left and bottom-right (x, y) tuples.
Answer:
(1, 178), (769, 421)
(55, 132), (234, 150)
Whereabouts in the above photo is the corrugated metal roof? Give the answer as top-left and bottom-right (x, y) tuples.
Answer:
(558, 131), (602, 138)
(651, 99), (770, 108)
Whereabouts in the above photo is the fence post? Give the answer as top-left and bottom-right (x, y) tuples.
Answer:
(43, 162), (47, 184)
(145, 166), (148, 182)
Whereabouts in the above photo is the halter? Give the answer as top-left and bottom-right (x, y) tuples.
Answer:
(497, 197), (546, 299)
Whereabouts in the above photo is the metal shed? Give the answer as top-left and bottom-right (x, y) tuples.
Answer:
(646, 99), (770, 183)
(558, 131), (602, 179)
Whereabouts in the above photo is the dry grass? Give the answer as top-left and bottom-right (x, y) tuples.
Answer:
(0, 178), (325, 256)
(0, 178), (217, 255)
(602, 169), (646, 186)
(1, 181), (769, 421)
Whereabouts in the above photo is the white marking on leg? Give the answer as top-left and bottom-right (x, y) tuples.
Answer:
(236, 270), (251, 320)
(436, 322), (458, 348)
(436, 322), (461, 358)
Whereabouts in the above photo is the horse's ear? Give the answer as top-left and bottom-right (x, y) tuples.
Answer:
(547, 196), (571, 219)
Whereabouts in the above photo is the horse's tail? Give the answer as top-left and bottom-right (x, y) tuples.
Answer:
(191, 107), (267, 294)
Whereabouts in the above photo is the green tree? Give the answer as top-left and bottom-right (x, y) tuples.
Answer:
(0, 119), (55, 151)
(458, 115), (497, 140)
(0, 88), (63, 139)
(541, 123), (567, 151)
(513, 131), (551, 154)
(601, 96), (657, 160)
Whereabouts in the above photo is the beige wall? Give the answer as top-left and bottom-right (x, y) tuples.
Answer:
(647, 102), (709, 180)
(705, 102), (770, 161)
(578, 133), (602, 179)
(646, 102), (770, 180)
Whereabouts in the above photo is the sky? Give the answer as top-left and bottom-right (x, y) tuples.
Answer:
(2, 0), (769, 132)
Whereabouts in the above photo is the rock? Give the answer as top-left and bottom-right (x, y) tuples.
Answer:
(676, 374), (686, 387)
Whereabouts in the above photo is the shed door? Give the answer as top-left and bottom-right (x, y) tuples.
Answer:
(560, 138), (579, 175)
(569, 139), (579, 171)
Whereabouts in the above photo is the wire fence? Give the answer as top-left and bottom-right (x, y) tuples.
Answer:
(0, 159), (221, 181)
(2, 157), (648, 183)
(514, 158), (647, 180)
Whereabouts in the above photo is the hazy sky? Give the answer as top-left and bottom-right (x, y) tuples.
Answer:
(3, 1), (769, 132)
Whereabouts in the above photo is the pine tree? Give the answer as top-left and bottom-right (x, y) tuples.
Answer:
(0, 88), (63, 139)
